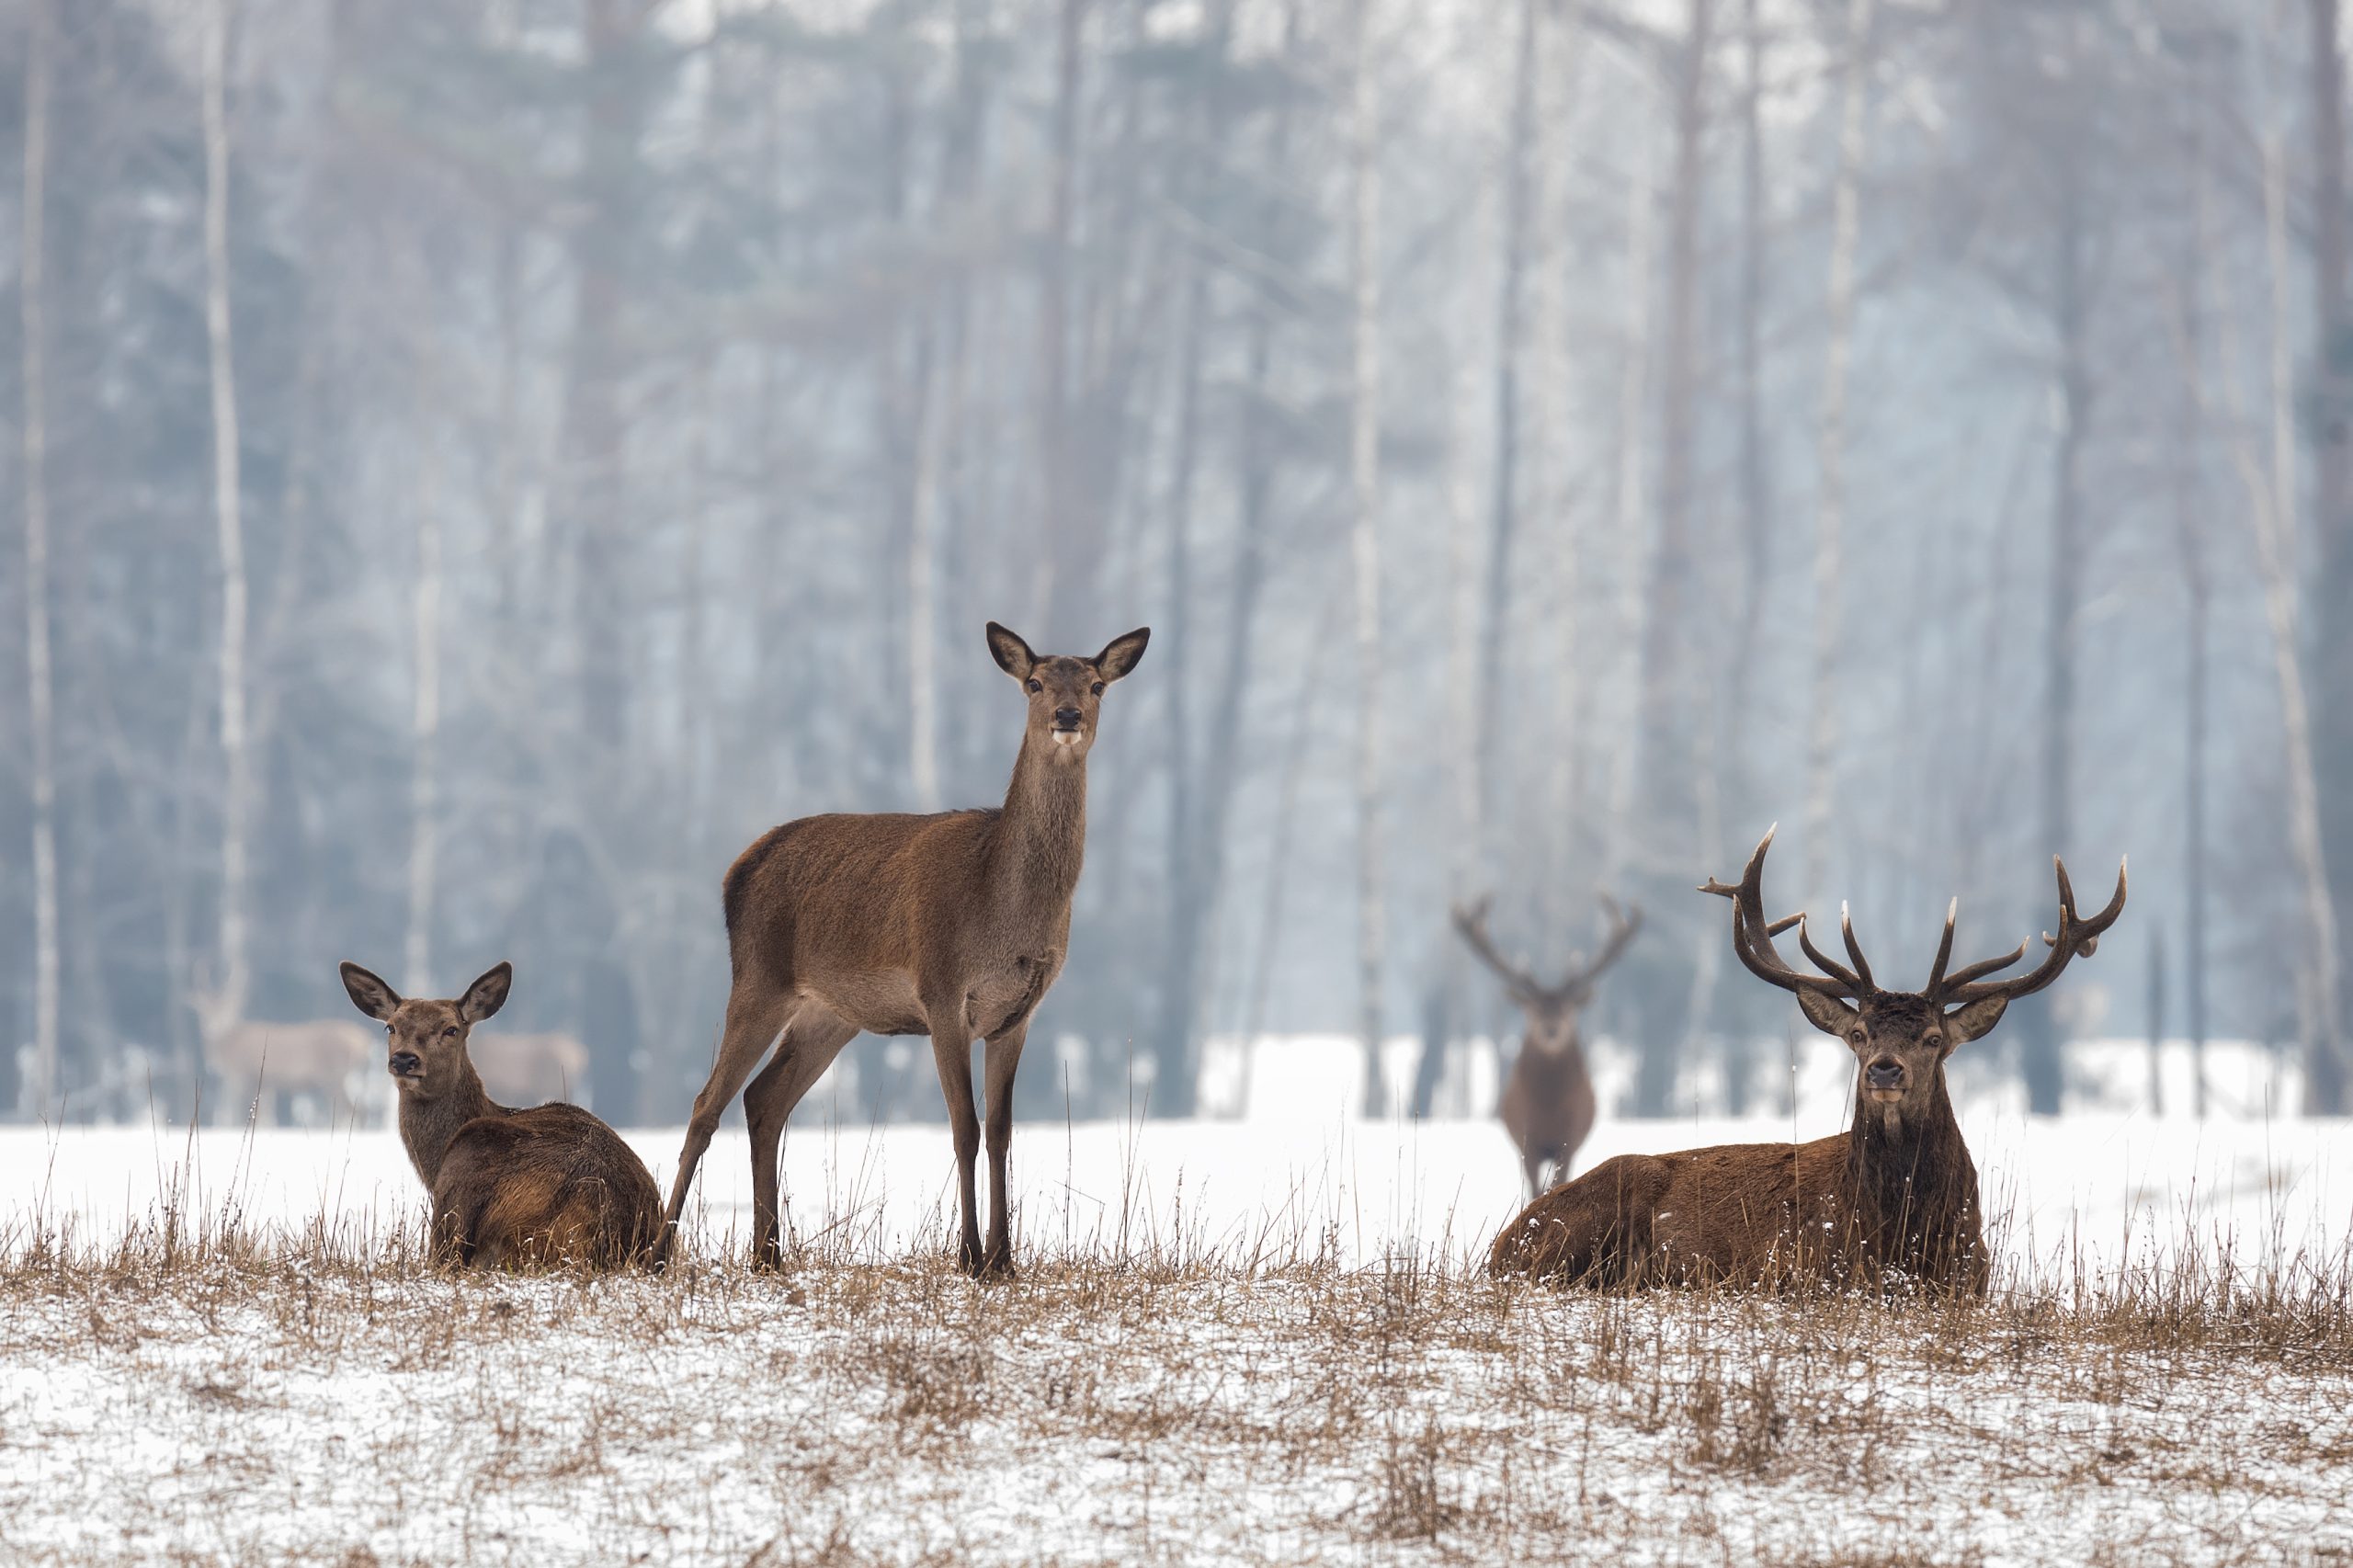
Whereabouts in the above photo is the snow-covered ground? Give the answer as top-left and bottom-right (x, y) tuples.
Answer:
(3, 1034), (2347, 1567)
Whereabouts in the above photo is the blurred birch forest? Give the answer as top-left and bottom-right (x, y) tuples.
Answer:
(6, 0), (2353, 1126)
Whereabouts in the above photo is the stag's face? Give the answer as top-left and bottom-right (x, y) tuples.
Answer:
(1520, 989), (1591, 1057)
(988, 623), (1150, 762)
(1797, 988), (2006, 1119)
(338, 961), (510, 1103)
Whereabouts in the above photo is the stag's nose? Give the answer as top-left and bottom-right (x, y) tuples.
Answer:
(1865, 1058), (1904, 1089)
(389, 1051), (422, 1077)
(1052, 707), (1084, 731)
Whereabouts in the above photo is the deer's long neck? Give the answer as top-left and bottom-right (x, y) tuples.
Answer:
(398, 1062), (503, 1190)
(1842, 1071), (1979, 1269)
(988, 732), (1088, 916)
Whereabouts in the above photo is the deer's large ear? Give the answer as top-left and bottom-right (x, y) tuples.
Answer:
(986, 622), (1037, 680)
(1094, 627), (1150, 681)
(1945, 994), (2008, 1045)
(459, 961), (513, 1024)
(340, 962), (402, 1022)
(1794, 989), (1860, 1038)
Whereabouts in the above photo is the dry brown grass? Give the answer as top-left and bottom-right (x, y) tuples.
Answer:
(0, 1182), (2348, 1566)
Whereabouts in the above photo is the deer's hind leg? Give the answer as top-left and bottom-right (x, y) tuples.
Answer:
(661, 976), (796, 1253)
(741, 1005), (858, 1268)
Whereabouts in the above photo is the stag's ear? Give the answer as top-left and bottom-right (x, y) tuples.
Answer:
(340, 962), (402, 1022)
(1794, 989), (1860, 1038)
(986, 622), (1037, 680)
(1093, 627), (1151, 682)
(458, 961), (513, 1024)
(1945, 994), (2008, 1045)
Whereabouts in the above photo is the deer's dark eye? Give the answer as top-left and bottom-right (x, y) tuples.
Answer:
(1091, 682), (1105, 698)
(443, 1026), (460, 1039)
(1027, 678), (1042, 694)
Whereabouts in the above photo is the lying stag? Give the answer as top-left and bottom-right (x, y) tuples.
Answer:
(1451, 893), (1643, 1198)
(340, 960), (661, 1269)
(662, 622), (1150, 1276)
(1489, 827), (2125, 1292)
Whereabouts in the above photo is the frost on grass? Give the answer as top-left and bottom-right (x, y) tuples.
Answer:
(2, 1187), (2351, 1568)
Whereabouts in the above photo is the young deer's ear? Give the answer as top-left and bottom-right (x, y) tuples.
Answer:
(340, 962), (402, 1022)
(1094, 627), (1151, 682)
(459, 961), (513, 1024)
(1944, 994), (2008, 1046)
(986, 621), (1037, 680)
(1795, 989), (1860, 1038)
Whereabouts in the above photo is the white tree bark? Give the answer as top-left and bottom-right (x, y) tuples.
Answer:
(20, 0), (57, 1116)
(203, 0), (253, 1028)
(908, 346), (944, 812)
(1350, 0), (1388, 1119)
(1599, 121), (1654, 892)
(1802, 0), (1875, 902)
(404, 424), (443, 997)
(2256, 126), (2345, 1096)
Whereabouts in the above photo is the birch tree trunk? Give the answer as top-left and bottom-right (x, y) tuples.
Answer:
(2178, 92), (2211, 1119)
(2019, 175), (2091, 1119)
(1599, 121), (1654, 893)
(1802, 0), (1873, 903)
(1630, 0), (1711, 1118)
(20, 0), (57, 1117)
(1475, 0), (1538, 881)
(203, 0), (253, 1032)
(2306, 0), (2353, 1114)
(404, 424), (442, 997)
(1350, 0), (1389, 1119)
(2259, 123), (2347, 1111)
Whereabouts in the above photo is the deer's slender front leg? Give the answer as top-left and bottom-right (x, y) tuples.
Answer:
(979, 1026), (1028, 1277)
(926, 1007), (984, 1274)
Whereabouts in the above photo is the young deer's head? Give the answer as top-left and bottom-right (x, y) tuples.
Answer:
(1703, 827), (2126, 1132)
(339, 960), (511, 1102)
(986, 621), (1150, 762)
(1451, 895), (1643, 1056)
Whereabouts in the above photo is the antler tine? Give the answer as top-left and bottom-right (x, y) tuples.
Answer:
(1564, 892), (1644, 989)
(1839, 903), (1876, 991)
(1450, 896), (1544, 1001)
(1796, 915), (1865, 991)
(1938, 855), (2129, 1006)
(1699, 826), (1860, 999)
(1925, 898), (1959, 992)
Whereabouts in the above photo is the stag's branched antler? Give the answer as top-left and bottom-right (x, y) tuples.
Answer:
(1450, 898), (1544, 1003)
(1930, 855), (2128, 1008)
(1452, 893), (1644, 1001)
(1699, 826), (1842, 999)
(1564, 894), (1644, 991)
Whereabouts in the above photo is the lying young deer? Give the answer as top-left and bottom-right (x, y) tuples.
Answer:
(661, 621), (1150, 1276)
(1451, 893), (1643, 1199)
(1488, 827), (2125, 1292)
(340, 960), (661, 1269)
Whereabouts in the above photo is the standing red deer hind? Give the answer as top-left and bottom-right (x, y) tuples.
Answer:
(661, 621), (1149, 1276)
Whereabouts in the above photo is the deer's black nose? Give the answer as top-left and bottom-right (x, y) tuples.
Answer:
(389, 1051), (422, 1076)
(1866, 1058), (1904, 1088)
(1052, 707), (1084, 730)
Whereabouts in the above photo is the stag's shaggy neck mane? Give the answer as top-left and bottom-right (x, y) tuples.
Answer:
(398, 1062), (505, 1192)
(1838, 1062), (1981, 1279)
(985, 729), (1089, 910)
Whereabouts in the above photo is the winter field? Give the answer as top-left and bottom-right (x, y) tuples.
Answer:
(1, 1036), (2349, 1567)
